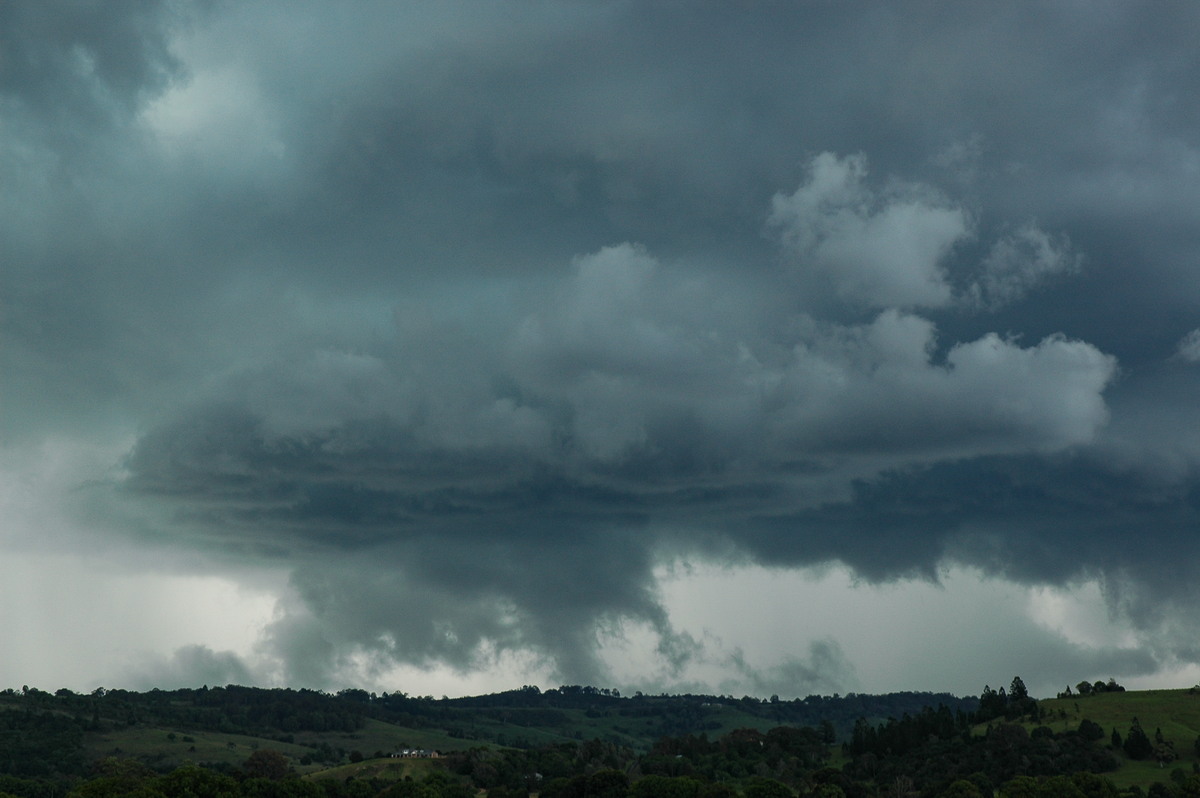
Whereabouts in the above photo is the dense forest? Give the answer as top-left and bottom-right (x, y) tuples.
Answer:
(0, 679), (1197, 798)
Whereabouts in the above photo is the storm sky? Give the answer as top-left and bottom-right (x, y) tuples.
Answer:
(4, 1), (1200, 700)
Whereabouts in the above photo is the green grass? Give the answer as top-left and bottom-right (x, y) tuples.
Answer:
(305, 756), (442, 783)
(1038, 688), (1200, 743)
(1105, 759), (1184, 790)
(293, 718), (474, 758)
(83, 726), (314, 771)
(1031, 689), (1200, 789)
(84, 721), (477, 777)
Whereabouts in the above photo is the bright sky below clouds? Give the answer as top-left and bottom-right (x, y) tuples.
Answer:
(4, 1), (1200, 701)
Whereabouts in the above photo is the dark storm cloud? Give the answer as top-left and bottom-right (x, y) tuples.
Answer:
(8, 1), (1200, 689)
(0, 0), (182, 128)
(126, 644), (257, 691)
(738, 448), (1200, 676)
(113, 227), (1116, 684)
(741, 452), (1200, 587)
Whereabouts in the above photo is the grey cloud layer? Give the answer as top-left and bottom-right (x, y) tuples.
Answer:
(116, 196), (1116, 683)
(7, 1), (1200, 690)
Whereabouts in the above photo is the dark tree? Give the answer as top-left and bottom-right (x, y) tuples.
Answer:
(744, 777), (793, 798)
(243, 749), (291, 781)
(978, 686), (1007, 721)
(586, 770), (630, 798)
(1000, 776), (1039, 798)
(1078, 719), (1104, 741)
(631, 775), (702, 798)
(941, 779), (984, 798)
(154, 764), (239, 798)
(699, 786), (738, 798)
(1036, 775), (1087, 798)
(1123, 719), (1154, 761)
(1070, 772), (1118, 798)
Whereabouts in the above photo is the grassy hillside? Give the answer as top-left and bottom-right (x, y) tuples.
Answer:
(1040, 688), (1200, 741)
(1034, 688), (1200, 788)
(305, 756), (441, 783)
(14, 683), (1200, 796)
(77, 717), (481, 777)
(82, 726), (314, 772)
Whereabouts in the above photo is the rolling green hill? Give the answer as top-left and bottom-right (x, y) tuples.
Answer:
(14, 681), (1200, 796)
(1039, 688), (1200, 742)
(1032, 688), (1200, 789)
(0, 683), (973, 779)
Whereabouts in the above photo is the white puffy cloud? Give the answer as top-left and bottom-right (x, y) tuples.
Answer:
(769, 152), (971, 309)
(766, 312), (1116, 457)
(513, 240), (1115, 468)
(769, 153), (1086, 315)
(1175, 329), (1200, 362)
(968, 222), (1082, 310)
(510, 243), (749, 463)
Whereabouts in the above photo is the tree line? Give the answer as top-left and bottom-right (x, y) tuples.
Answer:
(1, 679), (1196, 798)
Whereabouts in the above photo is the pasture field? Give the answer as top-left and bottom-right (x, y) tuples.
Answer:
(1032, 688), (1200, 789)
(82, 726), (313, 770)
